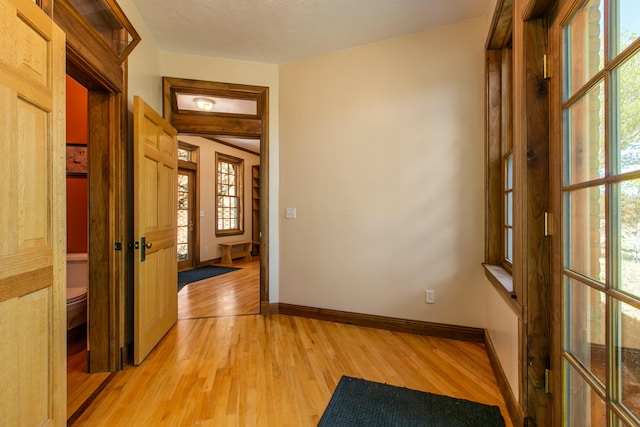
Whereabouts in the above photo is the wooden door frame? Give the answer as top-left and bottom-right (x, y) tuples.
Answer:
(162, 77), (270, 312)
(485, 0), (556, 425)
(48, 0), (139, 372)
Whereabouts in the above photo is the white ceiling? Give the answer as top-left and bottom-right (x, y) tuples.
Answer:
(130, 0), (495, 65)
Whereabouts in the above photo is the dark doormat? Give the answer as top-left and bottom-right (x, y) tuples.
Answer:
(178, 266), (240, 292)
(318, 376), (505, 427)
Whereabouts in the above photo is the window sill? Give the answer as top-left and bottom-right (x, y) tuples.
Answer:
(483, 263), (522, 318)
(215, 231), (244, 237)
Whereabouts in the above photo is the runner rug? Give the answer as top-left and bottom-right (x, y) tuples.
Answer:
(178, 266), (240, 292)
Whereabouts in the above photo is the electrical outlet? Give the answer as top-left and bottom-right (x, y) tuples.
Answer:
(425, 290), (435, 304)
(204, 246), (209, 253)
(285, 207), (297, 219)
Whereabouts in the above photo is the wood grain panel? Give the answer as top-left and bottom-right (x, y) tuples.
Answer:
(522, 16), (552, 427)
(18, 288), (51, 426)
(0, 266), (52, 302)
(16, 16), (48, 85)
(143, 156), (158, 231)
(0, 0), (65, 423)
(87, 89), (112, 373)
(0, 286), (56, 425)
(18, 97), (50, 249)
(133, 96), (178, 365)
(170, 113), (262, 137)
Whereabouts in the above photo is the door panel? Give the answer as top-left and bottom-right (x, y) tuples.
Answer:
(0, 0), (66, 424)
(133, 96), (178, 365)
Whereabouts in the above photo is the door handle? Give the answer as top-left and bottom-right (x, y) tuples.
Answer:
(141, 236), (153, 262)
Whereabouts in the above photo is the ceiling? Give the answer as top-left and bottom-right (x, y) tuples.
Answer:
(140, 0), (495, 154)
(130, 0), (495, 65)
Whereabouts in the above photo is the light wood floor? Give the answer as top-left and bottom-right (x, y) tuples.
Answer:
(70, 259), (512, 426)
(68, 258), (262, 419)
(178, 258), (260, 319)
(67, 326), (111, 418)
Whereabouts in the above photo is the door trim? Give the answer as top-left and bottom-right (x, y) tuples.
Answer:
(162, 77), (270, 311)
(53, 2), (135, 372)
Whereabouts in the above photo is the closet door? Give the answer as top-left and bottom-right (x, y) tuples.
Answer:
(0, 0), (66, 424)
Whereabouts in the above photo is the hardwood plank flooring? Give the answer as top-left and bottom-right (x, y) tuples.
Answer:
(67, 326), (111, 418)
(71, 315), (513, 426)
(178, 258), (260, 319)
(69, 259), (260, 420)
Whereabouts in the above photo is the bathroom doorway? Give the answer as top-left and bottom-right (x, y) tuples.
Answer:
(65, 75), (111, 417)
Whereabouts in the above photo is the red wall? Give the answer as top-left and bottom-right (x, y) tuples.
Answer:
(66, 75), (88, 253)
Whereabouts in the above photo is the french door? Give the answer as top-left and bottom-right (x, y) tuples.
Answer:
(178, 168), (196, 271)
(552, 0), (640, 425)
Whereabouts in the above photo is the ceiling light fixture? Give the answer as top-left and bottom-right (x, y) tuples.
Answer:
(193, 97), (215, 111)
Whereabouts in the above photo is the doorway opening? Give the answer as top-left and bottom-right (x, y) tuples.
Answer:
(163, 77), (269, 317)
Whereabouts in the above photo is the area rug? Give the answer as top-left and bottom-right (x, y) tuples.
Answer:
(178, 266), (240, 292)
(318, 376), (505, 427)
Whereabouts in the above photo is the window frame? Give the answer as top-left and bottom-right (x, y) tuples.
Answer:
(485, 32), (520, 307)
(215, 152), (244, 237)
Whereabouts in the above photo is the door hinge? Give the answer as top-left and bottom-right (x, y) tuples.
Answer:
(545, 368), (551, 394)
(544, 212), (553, 236)
(543, 54), (550, 80)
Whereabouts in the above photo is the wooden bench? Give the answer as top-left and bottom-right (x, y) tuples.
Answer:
(218, 240), (253, 264)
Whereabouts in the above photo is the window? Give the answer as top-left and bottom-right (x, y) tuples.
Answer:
(502, 45), (514, 269)
(215, 153), (243, 236)
(178, 147), (192, 162)
(485, 25), (518, 299)
(504, 153), (513, 266)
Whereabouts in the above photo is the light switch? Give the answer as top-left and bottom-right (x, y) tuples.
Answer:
(200, 210), (205, 217)
(285, 207), (297, 219)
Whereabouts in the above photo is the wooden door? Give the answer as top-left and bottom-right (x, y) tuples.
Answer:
(133, 96), (178, 364)
(0, 0), (66, 424)
(177, 168), (196, 272)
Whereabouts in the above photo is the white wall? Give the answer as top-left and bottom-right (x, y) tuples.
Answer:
(279, 16), (491, 327)
(177, 135), (260, 262)
(120, 0), (163, 112)
(486, 284), (520, 400)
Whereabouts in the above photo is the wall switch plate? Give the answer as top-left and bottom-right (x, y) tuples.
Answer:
(285, 207), (297, 219)
(425, 290), (435, 304)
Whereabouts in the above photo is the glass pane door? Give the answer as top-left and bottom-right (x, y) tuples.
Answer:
(560, 1), (640, 425)
(177, 169), (196, 271)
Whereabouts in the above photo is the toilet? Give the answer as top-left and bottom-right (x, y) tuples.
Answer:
(67, 252), (88, 330)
